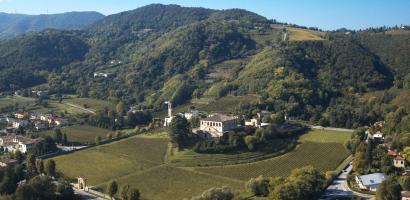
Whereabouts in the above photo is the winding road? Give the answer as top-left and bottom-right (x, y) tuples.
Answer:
(320, 163), (374, 199)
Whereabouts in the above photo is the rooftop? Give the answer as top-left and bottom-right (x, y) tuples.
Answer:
(357, 173), (386, 187)
(202, 113), (238, 122)
(402, 191), (410, 198)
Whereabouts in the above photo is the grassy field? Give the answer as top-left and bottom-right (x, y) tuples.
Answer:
(64, 97), (115, 111)
(286, 27), (325, 41)
(53, 136), (168, 185)
(299, 129), (351, 143)
(0, 96), (35, 109)
(39, 125), (112, 144)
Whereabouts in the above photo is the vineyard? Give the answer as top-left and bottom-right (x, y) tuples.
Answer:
(194, 142), (349, 180)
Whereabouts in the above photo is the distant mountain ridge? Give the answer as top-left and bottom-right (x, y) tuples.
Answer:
(0, 11), (105, 38)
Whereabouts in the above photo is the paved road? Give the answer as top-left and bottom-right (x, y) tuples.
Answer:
(321, 163), (374, 199)
(73, 187), (104, 200)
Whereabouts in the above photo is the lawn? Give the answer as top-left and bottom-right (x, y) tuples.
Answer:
(299, 129), (352, 143)
(194, 142), (350, 181)
(39, 125), (112, 144)
(53, 136), (168, 185)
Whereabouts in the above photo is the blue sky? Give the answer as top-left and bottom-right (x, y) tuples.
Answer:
(0, 0), (409, 30)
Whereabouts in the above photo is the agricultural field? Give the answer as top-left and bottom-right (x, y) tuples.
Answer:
(53, 136), (168, 185)
(52, 129), (351, 200)
(96, 166), (244, 200)
(63, 97), (115, 111)
(194, 141), (349, 181)
(39, 125), (112, 144)
(168, 139), (295, 167)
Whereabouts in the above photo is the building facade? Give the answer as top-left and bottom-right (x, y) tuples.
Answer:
(199, 113), (239, 137)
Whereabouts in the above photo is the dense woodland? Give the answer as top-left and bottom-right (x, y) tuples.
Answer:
(0, 4), (409, 130)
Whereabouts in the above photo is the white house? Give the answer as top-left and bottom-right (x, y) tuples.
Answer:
(0, 135), (43, 153)
(181, 110), (199, 120)
(199, 113), (239, 137)
(355, 173), (386, 191)
(93, 72), (109, 78)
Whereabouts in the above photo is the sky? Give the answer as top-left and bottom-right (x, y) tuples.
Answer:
(0, 0), (409, 30)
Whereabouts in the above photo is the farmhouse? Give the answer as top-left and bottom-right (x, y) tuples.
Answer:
(245, 111), (271, 128)
(0, 135), (43, 153)
(199, 113), (239, 137)
(355, 173), (386, 191)
(393, 155), (406, 168)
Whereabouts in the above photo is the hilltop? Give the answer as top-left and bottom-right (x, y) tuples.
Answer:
(0, 4), (409, 129)
(0, 11), (105, 38)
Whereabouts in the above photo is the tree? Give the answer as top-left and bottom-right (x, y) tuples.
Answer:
(26, 176), (56, 200)
(14, 150), (24, 163)
(95, 136), (102, 145)
(376, 177), (401, 200)
(191, 186), (234, 200)
(128, 188), (140, 200)
(400, 176), (410, 191)
(54, 128), (63, 144)
(26, 154), (37, 179)
(245, 175), (270, 196)
(169, 115), (190, 148)
(107, 180), (118, 199)
(45, 159), (56, 177)
(62, 133), (68, 146)
(244, 135), (258, 151)
(106, 133), (113, 141)
(116, 101), (125, 115)
(120, 184), (129, 200)
(56, 179), (75, 200)
(352, 152), (367, 174)
(15, 185), (34, 200)
(35, 159), (44, 175)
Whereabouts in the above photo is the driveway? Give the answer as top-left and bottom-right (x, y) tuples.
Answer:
(320, 163), (374, 199)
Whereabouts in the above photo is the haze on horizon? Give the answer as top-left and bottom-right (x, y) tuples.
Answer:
(0, 0), (409, 30)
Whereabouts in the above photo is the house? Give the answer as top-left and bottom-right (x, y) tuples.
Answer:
(33, 121), (47, 131)
(14, 112), (26, 119)
(0, 135), (43, 153)
(0, 159), (18, 168)
(40, 114), (53, 122)
(393, 155), (406, 168)
(199, 113), (239, 137)
(402, 191), (410, 200)
(93, 72), (109, 78)
(245, 111), (271, 128)
(180, 110), (199, 120)
(355, 173), (387, 191)
(32, 90), (48, 98)
(371, 131), (384, 140)
(12, 120), (29, 129)
(54, 118), (68, 126)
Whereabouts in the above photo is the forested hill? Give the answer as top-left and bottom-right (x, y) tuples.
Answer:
(0, 11), (105, 38)
(0, 4), (410, 128)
